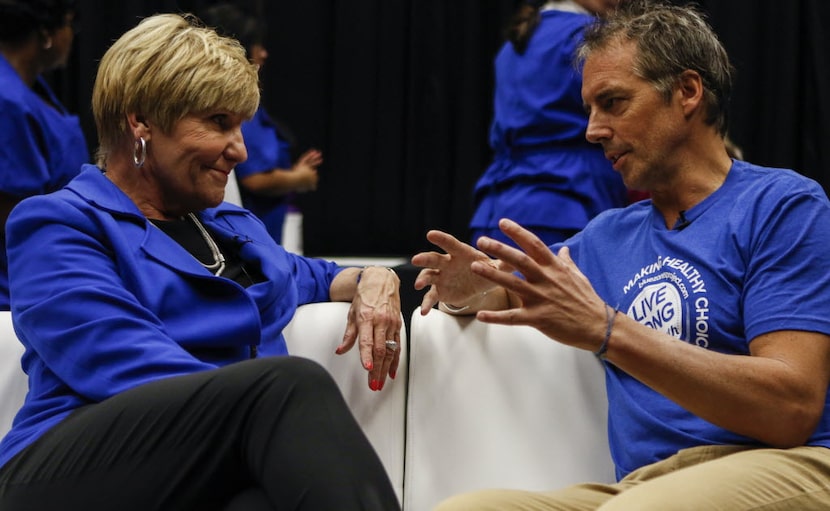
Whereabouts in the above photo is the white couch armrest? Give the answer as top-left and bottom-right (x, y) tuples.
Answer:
(404, 309), (614, 510)
(283, 302), (407, 503)
(0, 311), (26, 438)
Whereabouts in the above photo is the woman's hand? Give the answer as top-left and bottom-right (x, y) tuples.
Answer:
(334, 266), (402, 391)
(411, 230), (504, 315)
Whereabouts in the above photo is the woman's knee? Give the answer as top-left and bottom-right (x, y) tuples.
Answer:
(253, 356), (339, 395)
(210, 356), (340, 411)
(239, 355), (331, 382)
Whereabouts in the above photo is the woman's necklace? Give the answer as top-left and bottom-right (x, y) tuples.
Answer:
(187, 213), (226, 276)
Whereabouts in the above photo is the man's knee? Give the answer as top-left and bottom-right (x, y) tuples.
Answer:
(435, 491), (502, 511)
(597, 478), (714, 511)
(435, 489), (552, 511)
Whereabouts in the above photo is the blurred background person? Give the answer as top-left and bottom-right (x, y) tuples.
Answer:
(0, 0), (88, 309)
(469, 0), (627, 248)
(201, 3), (322, 250)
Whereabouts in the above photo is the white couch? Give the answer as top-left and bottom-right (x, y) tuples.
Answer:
(404, 309), (614, 510)
(282, 302), (407, 501)
(0, 312), (25, 438)
(0, 303), (614, 510)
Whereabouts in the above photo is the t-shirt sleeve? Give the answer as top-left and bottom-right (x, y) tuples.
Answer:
(742, 179), (830, 340)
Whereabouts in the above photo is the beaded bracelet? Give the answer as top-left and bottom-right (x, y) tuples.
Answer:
(594, 303), (619, 359)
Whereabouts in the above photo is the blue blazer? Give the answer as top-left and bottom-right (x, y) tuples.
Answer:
(0, 165), (343, 468)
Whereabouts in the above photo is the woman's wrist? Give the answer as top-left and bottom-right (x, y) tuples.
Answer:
(356, 266), (397, 284)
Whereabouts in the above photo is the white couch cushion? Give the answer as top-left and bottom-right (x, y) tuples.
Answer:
(404, 309), (615, 511)
(0, 311), (25, 437)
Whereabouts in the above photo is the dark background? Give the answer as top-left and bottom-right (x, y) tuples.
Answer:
(52, 0), (830, 258)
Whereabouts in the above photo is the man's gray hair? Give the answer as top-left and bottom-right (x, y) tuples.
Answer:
(577, 0), (733, 135)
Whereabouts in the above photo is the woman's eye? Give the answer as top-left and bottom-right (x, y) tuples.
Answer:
(211, 114), (228, 128)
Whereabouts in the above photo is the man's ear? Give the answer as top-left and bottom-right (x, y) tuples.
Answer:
(677, 69), (704, 118)
(126, 113), (151, 141)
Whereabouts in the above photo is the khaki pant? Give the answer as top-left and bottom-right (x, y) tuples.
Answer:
(435, 445), (830, 510)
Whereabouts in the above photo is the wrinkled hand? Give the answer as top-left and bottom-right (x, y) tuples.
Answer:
(336, 267), (402, 391)
(471, 219), (607, 350)
(411, 230), (504, 315)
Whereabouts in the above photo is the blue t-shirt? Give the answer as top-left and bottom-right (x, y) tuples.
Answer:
(562, 160), (830, 479)
(470, 9), (627, 234)
(0, 55), (89, 308)
(235, 107), (293, 243)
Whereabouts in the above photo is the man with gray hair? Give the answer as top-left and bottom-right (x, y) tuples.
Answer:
(414, 1), (830, 509)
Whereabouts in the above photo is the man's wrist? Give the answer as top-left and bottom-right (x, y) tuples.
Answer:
(439, 290), (490, 315)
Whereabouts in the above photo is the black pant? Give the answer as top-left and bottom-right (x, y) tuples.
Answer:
(0, 357), (400, 510)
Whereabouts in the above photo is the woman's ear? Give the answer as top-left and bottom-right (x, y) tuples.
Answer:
(126, 113), (151, 141)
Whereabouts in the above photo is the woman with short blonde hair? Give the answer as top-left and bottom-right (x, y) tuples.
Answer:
(0, 13), (401, 510)
(93, 13), (260, 165)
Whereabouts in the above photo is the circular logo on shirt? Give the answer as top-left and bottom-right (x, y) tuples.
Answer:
(621, 256), (711, 348)
(627, 282), (684, 339)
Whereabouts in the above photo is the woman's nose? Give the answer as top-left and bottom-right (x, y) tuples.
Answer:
(226, 129), (248, 164)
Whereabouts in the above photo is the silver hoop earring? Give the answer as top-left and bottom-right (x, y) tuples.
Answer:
(133, 137), (146, 168)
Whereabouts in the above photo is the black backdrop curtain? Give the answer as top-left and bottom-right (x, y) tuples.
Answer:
(51, 0), (830, 258)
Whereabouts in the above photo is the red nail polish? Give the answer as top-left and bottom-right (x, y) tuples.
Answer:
(365, 361), (373, 371)
(390, 370), (397, 380)
(378, 380), (385, 391)
(370, 379), (379, 391)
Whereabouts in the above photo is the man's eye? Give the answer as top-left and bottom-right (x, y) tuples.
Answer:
(211, 115), (228, 127)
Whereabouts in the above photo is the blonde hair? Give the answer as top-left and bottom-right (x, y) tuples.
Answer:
(92, 13), (260, 165)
